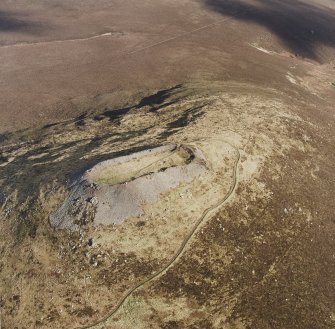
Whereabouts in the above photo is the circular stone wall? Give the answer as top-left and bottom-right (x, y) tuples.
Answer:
(50, 144), (207, 230)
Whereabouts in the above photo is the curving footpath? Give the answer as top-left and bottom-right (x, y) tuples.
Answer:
(78, 145), (241, 329)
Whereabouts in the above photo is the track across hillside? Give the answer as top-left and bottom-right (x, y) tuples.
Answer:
(79, 144), (241, 329)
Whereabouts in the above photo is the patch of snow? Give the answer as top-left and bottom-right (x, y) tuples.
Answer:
(286, 73), (298, 85)
(249, 43), (276, 55)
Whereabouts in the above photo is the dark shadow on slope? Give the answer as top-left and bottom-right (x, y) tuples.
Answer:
(74, 113), (87, 126)
(93, 85), (183, 122)
(159, 104), (206, 139)
(0, 10), (44, 34)
(135, 85), (183, 111)
(168, 105), (205, 129)
(0, 132), (9, 144)
(202, 0), (335, 61)
(93, 106), (132, 122)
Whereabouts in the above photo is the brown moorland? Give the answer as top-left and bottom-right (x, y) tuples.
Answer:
(0, 1), (334, 329)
